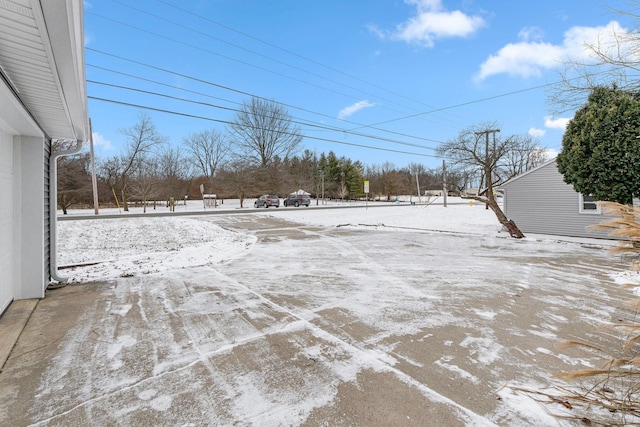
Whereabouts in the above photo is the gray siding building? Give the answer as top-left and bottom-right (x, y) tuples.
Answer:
(500, 159), (614, 239)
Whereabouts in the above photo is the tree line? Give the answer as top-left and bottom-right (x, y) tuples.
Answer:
(57, 97), (547, 214)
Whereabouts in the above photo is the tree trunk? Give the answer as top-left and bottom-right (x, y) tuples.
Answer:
(486, 195), (525, 238)
(122, 188), (129, 212)
(480, 165), (525, 238)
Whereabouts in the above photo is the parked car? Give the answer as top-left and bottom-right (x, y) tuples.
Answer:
(284, 194), (310, 207)
(254, 194), (279, 208)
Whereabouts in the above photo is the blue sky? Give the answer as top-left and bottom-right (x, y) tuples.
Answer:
(84, 0), (633, 169)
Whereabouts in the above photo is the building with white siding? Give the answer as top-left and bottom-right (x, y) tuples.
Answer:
(0, 1), (88, 314)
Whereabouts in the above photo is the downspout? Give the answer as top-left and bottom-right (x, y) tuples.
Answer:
(49, 139), (85, 283)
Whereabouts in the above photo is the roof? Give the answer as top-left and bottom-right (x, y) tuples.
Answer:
(0, 0), (88, 141)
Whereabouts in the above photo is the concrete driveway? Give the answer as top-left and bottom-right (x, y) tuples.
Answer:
(0, 214), (631, 426)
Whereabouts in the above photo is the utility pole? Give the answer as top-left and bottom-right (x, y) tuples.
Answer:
(89, 118), (99, 215)
(442, 159), (447, 208)
(321, 171), (325, 205)
(475, 129), (500, 209)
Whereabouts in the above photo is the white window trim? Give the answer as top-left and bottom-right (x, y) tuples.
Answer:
(578, 193), (601, 215)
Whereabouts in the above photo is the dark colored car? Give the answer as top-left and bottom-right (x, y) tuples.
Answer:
(284, 194), (310, 207)
(254, 194), (279, 208)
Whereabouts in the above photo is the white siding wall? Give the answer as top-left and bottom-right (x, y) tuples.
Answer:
(0, 129), (13, 314)
(502, 161), (613, 239)
(15, 135), (46, 299)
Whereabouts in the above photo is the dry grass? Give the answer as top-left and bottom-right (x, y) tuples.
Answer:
(510, 202), (640, 426)
(590, 202), (640, 270)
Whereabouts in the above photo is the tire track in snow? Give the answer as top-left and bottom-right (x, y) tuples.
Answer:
(206, 226), (499, 426)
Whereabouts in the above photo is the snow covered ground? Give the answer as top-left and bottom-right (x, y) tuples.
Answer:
(57, 198), (509, 280)
(4, 198), (635, 425)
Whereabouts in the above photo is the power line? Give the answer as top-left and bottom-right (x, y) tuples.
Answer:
(85, 51), (445, 145)
(87, 79), (439, 151)
(151, 0), (445, 111)
(87, 9), (454, 125)
(99, 2), (438, 116)
(96, 0), (472, 129)
(347, 81), (562, 131)
(88, 95), (443, 159)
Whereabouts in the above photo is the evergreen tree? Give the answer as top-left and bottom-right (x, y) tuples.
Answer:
(557, 85), (640, 205)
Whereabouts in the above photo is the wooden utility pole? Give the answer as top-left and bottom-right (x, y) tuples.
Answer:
(473, 128), (525, 238)
(89, 118), (99, 215)
(475, 129), (499, 210)
(442, 159), (447, 208)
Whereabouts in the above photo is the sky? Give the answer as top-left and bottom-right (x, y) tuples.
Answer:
(84, 0), (635, 169)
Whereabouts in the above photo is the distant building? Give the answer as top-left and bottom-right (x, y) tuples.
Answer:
(499, 159), (614, 239)
(0, 2), (89, 314)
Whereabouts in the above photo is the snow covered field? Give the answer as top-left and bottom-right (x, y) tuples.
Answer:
(3, 198), (635, 425)
(57, 198), (511, 280)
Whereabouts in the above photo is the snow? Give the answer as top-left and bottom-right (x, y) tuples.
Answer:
(36, 198), (638, 425)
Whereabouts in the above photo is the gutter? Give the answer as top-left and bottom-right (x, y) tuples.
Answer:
(49, 139), (85, 283)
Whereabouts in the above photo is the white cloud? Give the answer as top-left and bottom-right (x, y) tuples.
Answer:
(338, 100), (376, 119)
(543, 148), (559, 159)
(371, 0), (486, 48)
(528, 127), (546, 138)
(518, 26), (545, 42)
(544, 115), (570, 129)
(476, 21), (629, 80)
(92, 132), (114, 151)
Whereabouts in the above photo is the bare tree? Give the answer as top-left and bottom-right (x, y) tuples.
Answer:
(218, 160), (255, 208)
(157, 146), (192, 202)
(549, 2), (640, 113)
(283, 149), (318, 195)
(117, 112), (167, 211)
(57, 147), (92, 214)
(99, 156), (123, 207)
(183, 129), (229, 195)
(437, 122), (525, 238)
(228, 97), (302, 167)
(128, 155), (160, 213)
(498, 134), (548, 182)
(377, 162), (405, 201)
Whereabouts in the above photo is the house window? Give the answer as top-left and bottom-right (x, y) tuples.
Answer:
(579, 194), (601, 214)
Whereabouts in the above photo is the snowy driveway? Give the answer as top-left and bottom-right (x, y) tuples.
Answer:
(0, 206), (632, 426)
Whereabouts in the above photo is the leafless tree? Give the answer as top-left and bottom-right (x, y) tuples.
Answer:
(117, 112), (167, 211)
(228, 97), (302, 167)
(128, 155), (160, 213)
(56, 145), (92, 214)
(283, 149), (318, 195)
(98, 156), (122, 207)
(549, 2), (640, 113)
(437, 122), (525, 238)
(498, 134), (548, 182)
(218, 160), (255, 208)
(183, 129), (229, 195)
(157, 146), (192, 202)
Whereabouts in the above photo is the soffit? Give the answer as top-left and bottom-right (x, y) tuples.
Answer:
(0, 0), (88, 141)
